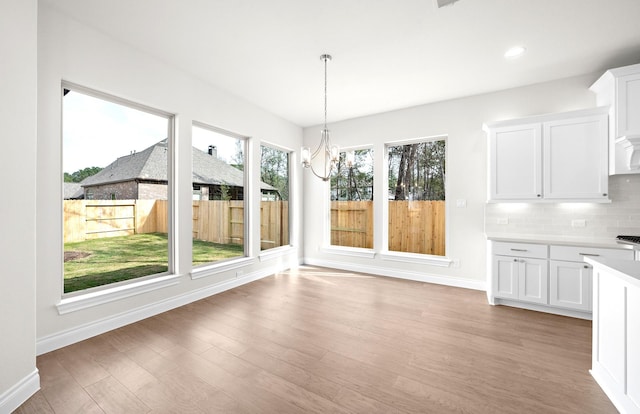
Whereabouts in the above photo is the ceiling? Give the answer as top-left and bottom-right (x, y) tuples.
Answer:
(42, 0), (640, 127)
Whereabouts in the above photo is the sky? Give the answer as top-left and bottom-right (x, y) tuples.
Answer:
(63, 90), (241, 173)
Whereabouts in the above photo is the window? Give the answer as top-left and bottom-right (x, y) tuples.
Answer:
(329, 148), (374, 248)
(192, 124), (247, 267)
(260, 145), (290, 251)
(62, 86), (172, 294)
(387, 138), (446, 256)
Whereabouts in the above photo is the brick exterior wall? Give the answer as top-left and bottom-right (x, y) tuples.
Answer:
(84, 181), (138, 200)
(138, 182), (168, 200)
(84, 180), (168, 200)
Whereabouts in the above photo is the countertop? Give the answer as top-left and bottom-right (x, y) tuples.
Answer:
(485, 233), (636, 250)
(584, 257), (640, 286)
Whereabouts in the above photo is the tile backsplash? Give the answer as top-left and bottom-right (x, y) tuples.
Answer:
(485, 174), (640, 238)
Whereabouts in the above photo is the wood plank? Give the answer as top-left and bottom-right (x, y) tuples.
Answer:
(23, 266), (616, 413)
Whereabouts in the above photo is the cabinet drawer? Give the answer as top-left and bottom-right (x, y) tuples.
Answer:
(493, 242), (548, 259)
(550, 245), (634, 262)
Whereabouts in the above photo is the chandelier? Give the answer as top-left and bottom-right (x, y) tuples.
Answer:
(301, 54), (339, 181)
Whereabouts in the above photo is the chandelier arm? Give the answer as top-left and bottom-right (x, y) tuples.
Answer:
(309, 164), (332, 181)
(310, 133), (329, 159)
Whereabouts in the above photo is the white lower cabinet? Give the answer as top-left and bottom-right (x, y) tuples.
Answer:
(549, 260), (591, 312)
(590, 259), (640, 413)
(493, 255), (547, 304)
(488, 240), (634, 318)
(491, 241), (548, 305)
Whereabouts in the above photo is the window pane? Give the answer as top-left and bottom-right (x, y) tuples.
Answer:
(192, 125), (246, 266)
(387, 140), (446, 256)
(62, 88), (170, 294)
(260, 145), (290, 250)
(329, 149), (374, 248)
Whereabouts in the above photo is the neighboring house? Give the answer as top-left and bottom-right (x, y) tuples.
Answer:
(63, 182), (84, 199)
(80, 139), (278, 200)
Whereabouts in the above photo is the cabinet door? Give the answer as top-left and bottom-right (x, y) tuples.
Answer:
(596, 274), (626, 390)
(543, 114), (608, 200)
(617, 72), (640, 137)
(489, 123), (542, 200)
(628, 287), (640, 411)
(549, 260), (591, 311)
(518, 257), (548, 304)
(492, 255), (519, 299)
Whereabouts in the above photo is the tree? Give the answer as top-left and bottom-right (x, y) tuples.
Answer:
(64, 166), (102, 183)
(388, 140), (445, 201)
(260, 146), (289, 200)
(231, 140), (245, 171)
(330, 149), (374, 201)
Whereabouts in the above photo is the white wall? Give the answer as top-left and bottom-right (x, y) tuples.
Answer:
(0, 0), (40, 411)
(302, 74), (600, 288)
(37, 4), (303, 351)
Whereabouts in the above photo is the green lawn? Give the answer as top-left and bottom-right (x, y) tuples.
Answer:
(64, 233), (243, 293)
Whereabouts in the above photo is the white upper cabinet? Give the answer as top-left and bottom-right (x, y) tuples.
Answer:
(590, 63), (640, 175)
(484, 107), (609, 202)
(488, 123), (542, 200)
(543, 113), (608, 199)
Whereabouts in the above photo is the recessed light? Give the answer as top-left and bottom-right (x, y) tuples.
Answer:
(504, 46), (526, 59)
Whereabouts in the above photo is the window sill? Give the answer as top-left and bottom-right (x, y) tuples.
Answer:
(320, 245), (376, 259)
(57, 274), (183, 315)
(379, 251), (452, 267)
(258, 245), (297, 262)
(191, 257), (255, 280)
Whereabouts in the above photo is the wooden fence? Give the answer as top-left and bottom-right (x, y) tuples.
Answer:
(331, 200), (445, 255)
(330, 201), (374, 249)
(64, 199), (442, 254)
(64, 199), (161, 242)
(388, 200), (445, 256)
(63, 200), (289, 249)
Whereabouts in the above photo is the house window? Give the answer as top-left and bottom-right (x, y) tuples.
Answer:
(387, 138), (446, 256)
(192, 124), (247, 267)
(329, 148), (374, 248)
(260, 145), (290, 251)
(62, 85), (173, 294)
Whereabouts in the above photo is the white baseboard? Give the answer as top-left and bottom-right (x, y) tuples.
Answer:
(493, 298), (592, 320)
(302, 257), (486, 291)
(0, 369), (39, 414)
(36, 266), (277, 355)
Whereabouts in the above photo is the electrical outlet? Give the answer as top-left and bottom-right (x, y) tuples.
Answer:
(571, 219), (586, 228)
(497, 217), (509, 225)
(456, 199), (467, 208)
(236, 270), (244, 278)
(452, 259), (461, 268)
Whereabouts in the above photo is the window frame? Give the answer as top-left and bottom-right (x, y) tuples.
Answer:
(381, 135), (451, 266)
(321, 145), (376, 258)
(258, 141), (292, 252)
(58, 81), (179, 309)
(190, 121), (252, 279)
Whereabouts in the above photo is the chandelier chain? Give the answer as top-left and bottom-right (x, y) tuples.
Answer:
(324, 55), (328, 130)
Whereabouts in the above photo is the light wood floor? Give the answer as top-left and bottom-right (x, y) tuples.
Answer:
(16, 266), (616, 413)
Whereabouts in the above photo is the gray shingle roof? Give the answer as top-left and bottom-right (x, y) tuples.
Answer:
(81, 139), (275, 190)
(63, 182), (84, 199)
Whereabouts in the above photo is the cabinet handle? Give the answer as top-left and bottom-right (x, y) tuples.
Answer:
(584, 265), (590, 269)
(536, 194), (541, 197)
(579, 253), (600, 257)
(510, 248), (528, 252)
